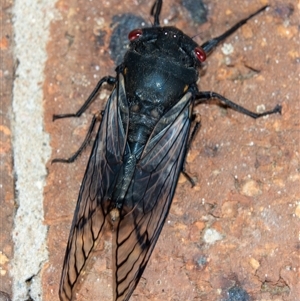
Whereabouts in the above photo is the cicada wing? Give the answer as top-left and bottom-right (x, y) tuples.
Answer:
(59, 74), (128, 301)
(113, 92), (193, 301)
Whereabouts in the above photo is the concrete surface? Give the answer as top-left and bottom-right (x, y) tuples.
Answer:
(1, 0), (55, 300)
(1, 0), (299, 301)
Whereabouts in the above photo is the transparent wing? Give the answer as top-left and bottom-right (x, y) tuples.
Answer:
(113, 92), (193, 301)
(59, 74), (128, 301)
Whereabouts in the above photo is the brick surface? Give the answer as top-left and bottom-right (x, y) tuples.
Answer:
(1, 0), (15, 299)
(43, 0), (299, 300)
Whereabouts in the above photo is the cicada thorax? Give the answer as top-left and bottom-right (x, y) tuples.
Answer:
(122, 26), (201, 156)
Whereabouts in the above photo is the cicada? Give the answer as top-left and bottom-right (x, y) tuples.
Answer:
(54, 1), (281, 300)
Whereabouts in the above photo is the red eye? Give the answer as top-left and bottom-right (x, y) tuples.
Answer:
(194, 47), (206, 62)
(128, 29), (143, 41)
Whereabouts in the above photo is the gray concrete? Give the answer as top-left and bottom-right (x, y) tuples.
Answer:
(11, 0), (56, 300)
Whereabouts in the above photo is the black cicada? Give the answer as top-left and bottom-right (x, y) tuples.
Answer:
(54, 1), (281, 300)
